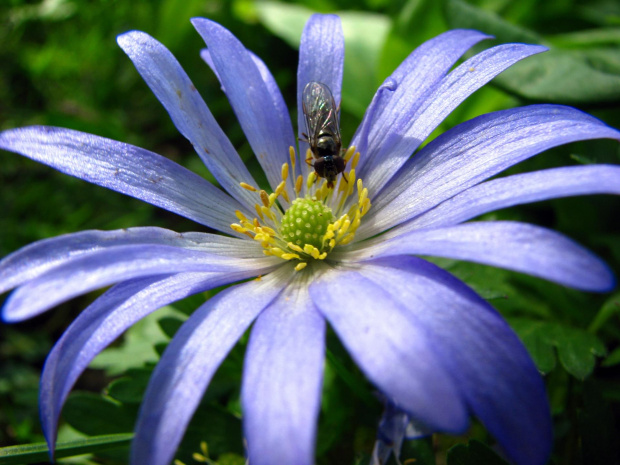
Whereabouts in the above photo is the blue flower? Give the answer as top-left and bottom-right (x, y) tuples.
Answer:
(2, 13), (620, 465)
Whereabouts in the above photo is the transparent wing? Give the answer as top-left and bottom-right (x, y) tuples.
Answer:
(302, 81), (341, 155)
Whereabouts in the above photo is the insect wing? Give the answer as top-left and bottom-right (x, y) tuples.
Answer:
(302, 82), (341, 154)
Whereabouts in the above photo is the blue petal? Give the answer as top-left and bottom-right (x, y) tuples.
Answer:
(192, 19), (296, 194)
(242, 285), (325, 465)
(402, 164), (620, 231)
(117, 31), (258, 208)
(352, 29), (491, 173)
(40, 272), (243, 455)
(359, 43), (546, 196)
(3, 244), (274, 321)
(356, 256), (552, 465)
(0, 227), (263, 295)
(310, 268), (469, 433)
(297, 14), (344, 157)
(132, 276), (284, 465)
(351, 221), (614, 292)
(0, 126), (248, 234)
(361, 105), (620, 239)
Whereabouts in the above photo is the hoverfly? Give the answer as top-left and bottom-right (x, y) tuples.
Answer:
(301, 81), (346, 188)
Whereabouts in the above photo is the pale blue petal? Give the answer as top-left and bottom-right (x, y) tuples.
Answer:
(360, 43), (547, 196)
(0, 227), (262, 295)
(360, 105), (620, 239)
(192, 18), (295, 193)
(351, 221), (614, 292)
(310, 268), (469, 433)
(297, 14), (344, 156)
(243, 285), (325, 465)
(132, 276), (284, 465)
(401, 164), (620, 231)
(357, 257), (552, 465)
(40, 271), (248, 453)
(0, 126), (246, 233)
(352, 29), (491, 173)
(117, 31), (257, 208)
(3, 245), (274, 321)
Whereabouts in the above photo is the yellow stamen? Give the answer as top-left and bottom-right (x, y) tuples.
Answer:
(230, 146), (371, 271)
(295, 175), (303, 195)
(240, 182), (257, 192)
(255, 203), (265, 221)
(260, 190), (270, 208)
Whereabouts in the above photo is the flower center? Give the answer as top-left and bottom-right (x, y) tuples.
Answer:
(230, 146), (371, 271)
(281, 198), (334, 249)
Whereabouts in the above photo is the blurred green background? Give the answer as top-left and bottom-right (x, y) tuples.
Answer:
(1, 0), (619, 464)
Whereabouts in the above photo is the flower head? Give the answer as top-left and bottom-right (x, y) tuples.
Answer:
(2, 13), (620, 465)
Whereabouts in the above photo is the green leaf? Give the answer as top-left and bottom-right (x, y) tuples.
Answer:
(548, 28), (620, 48)
(254, 2), (312, 48)
(509, 318), (607, 379)
(107, 368), (153, 404)
(443, 0), (540, 44)
(90, 305), (185, 374)
(63, 392), (137, 436)
(602, 346), (620, 367)
(0, 433), (133, 465)
(443, 0), (620, 104)
(340, 12), (391, 117)
(494, 49), (620, 104)
(158, 315), (185, 339)
(447, 439), (510, 465)
(588, 291), (620, 333)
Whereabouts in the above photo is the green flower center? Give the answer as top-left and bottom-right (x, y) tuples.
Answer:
(230, 145), (371, 271)
(281, 198), (334, 249)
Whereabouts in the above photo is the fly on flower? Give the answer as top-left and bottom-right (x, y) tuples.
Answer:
(302, 81), (346, 188)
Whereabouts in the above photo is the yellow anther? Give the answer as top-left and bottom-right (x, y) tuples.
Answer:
(235, 210), (248, 222)
(281, 189), (290, 203)
(289, 146), (296, 168)
(240, 182), (257, 192)
(287, 242), (304, 254)
(254, 233), (268, 242)
(350, 150), (360, 170)
(295, 262), (307, 271)
(281, 163), (289, 182)
(261, 226), (277, 236)
(255, 204), (265, 221)
(329, 238), (336, 248)
(357, 179), (363, 195)
(295, 175), (303, 194)
(266, 247), (285, 258)
(268, 192), (278, 206)
(337, 218), (351, 239)
(260, 190), (270, 208)
(307, 172), (317, 189)
(362, 199), (371, 215)
(303, 244), (320, 259)
(261, 206), (275, 221)
(230, 223), (246, 233)
(318, 252), (327, 260)
(282, 253), (301, 260)
(339, 233), (355, 245)
(359, 187), (368, 205)
(344, 145), (356, 163)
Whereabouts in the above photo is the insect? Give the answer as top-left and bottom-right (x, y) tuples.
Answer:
(301, 81), (346, 188)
